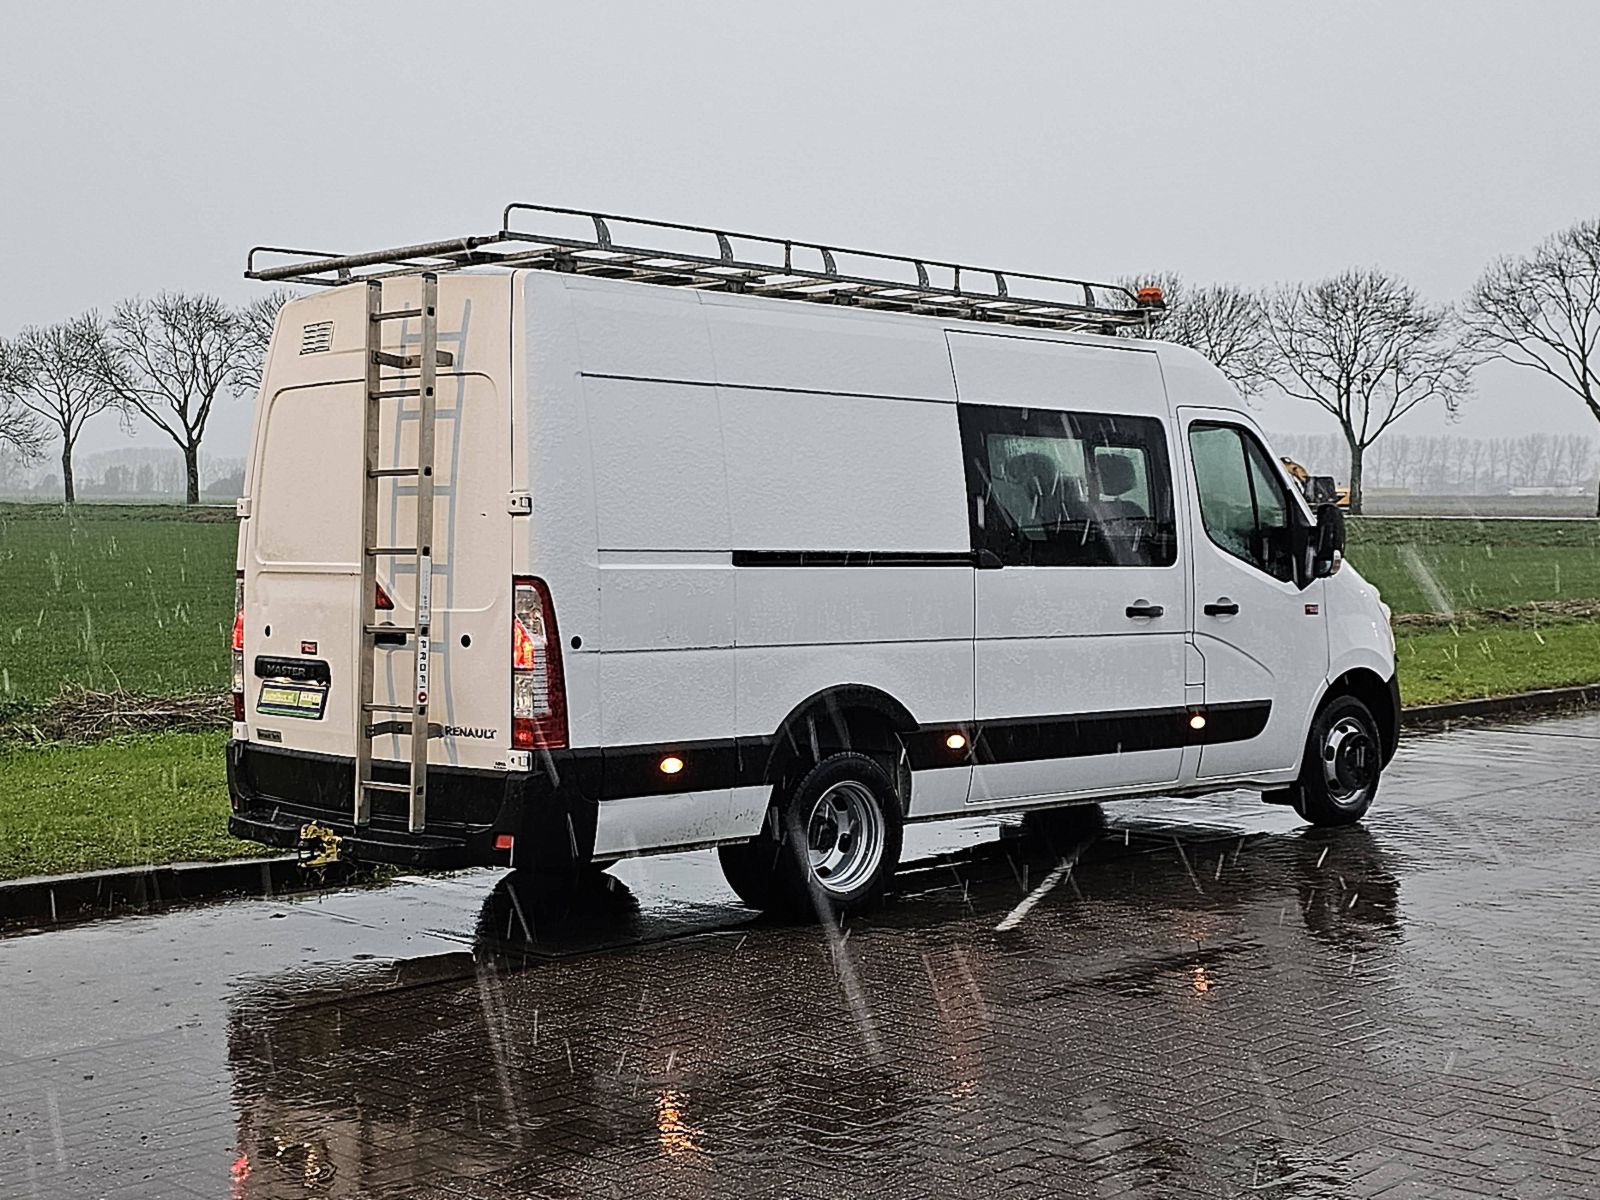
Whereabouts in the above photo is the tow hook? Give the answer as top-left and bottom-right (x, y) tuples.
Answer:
(297, 821), (344, 868)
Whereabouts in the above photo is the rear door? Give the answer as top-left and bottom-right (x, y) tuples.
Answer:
(1179, 408), (1327, 779)
(247, 369), (512, 772)
(949, 333), (1188, 805)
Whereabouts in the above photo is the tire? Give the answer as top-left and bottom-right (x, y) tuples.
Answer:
(1292, 694), (1383, 826)
(717, 751), (903, 921)
(717, 835), (780, 911)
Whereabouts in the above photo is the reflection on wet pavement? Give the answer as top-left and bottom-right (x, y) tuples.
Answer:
(2, 715), (1599, 1198)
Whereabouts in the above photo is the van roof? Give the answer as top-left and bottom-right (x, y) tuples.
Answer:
(246, 202), (1166, 338)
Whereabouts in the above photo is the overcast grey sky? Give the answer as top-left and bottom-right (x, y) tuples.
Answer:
(4, 1), (1599, 462)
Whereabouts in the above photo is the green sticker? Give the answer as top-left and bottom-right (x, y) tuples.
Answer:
(257, 682), (328, 720)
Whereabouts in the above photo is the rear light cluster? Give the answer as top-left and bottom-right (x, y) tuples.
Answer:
(512, 577), (566, 750)
(231, 573), (245, 722)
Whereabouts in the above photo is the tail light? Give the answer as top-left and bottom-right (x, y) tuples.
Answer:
(231, 573), (245, 722)
(511, 576), (566, 750)
(375, 581), (394, 611)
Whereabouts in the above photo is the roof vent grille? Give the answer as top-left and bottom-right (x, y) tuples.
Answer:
(299, 321), (334, 354)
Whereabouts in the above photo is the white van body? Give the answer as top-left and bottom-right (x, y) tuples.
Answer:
(229, 267), (1398, 882)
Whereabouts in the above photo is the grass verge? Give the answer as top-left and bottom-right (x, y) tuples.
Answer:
(1395, 617), (1600, 707)
(0, 730), (255, 882)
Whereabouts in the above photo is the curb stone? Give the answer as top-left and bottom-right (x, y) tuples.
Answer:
(0, 854), (353, 930)
(1400, 683), (1600, 729)
(3, 685), (1597, 930)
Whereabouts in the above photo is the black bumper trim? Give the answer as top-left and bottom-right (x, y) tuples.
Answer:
(227, 741), (597, 871)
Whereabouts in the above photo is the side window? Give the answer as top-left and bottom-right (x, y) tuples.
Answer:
(958, 405), (1177, 567)
(1188, 422), (1295, 582)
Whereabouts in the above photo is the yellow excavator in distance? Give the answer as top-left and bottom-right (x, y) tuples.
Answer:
(1279, 457), (1351, 509)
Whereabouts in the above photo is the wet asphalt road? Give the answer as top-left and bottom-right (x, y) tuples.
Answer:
(3, 715), (1600, 1199)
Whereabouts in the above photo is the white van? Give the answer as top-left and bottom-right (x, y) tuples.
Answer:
(228, 207), (1399, 918)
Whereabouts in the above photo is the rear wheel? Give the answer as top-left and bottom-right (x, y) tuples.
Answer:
(717, 751), (903, 920)
(1293, 694), (1383, 826)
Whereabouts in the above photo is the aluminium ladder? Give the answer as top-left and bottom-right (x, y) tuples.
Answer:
(353, 273), (452, 832)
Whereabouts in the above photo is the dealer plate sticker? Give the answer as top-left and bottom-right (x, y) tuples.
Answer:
(257, 681), (328, 720)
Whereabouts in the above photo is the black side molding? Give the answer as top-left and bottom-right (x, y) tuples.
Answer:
(732, 550), (975, 568)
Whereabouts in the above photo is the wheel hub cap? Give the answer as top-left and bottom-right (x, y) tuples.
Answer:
(1322, 717), (1377, 804)
(806, 780), (885, 894)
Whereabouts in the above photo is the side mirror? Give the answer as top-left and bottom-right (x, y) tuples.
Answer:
(1313, 503), (1346, 577)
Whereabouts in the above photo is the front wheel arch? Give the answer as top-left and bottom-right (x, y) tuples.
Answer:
(1320, 668), (1400, 766)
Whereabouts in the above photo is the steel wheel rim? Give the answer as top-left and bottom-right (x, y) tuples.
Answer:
(805, 780), (885, 894)
(1321, 716), (1377, 806)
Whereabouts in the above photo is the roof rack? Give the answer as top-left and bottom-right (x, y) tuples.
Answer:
(245, 203), (1163, 335)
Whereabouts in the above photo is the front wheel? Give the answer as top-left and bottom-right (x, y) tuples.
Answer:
(1293, 694), (1383, 826)
(718, 751), (903, 921)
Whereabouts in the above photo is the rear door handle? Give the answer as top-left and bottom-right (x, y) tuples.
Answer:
(1204, 599), (1240, 617)
(1125, 602), (1165, 619)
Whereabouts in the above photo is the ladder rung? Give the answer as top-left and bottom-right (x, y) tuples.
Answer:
(372, 350), (455, 370)
(365, 547), (418, 557)
(368, 467), (420, 478)
(371, 387), (421, 400)
(373, 308), (423, 321)
(359, 780), (413, 794)
(365, 624), (416, 635)
(363, 702), (415, 714)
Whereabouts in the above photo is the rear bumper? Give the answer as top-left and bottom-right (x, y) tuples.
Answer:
(226, 740), (599, 871)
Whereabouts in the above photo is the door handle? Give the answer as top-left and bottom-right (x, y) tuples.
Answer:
(1125, 602), (1165, 619)
(1204, 599), (1240, 617)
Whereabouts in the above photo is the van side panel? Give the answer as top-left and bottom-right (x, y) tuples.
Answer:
(705, 298), (976, 815)
(550, 279), (740, 849)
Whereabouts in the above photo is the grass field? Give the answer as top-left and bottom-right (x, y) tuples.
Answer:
(0, 503), (237, 706)
(1344, 518), (1600, 614)
(0, 730), (252, 881)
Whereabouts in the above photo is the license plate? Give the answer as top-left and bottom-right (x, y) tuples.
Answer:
(257, 681), (329, 720)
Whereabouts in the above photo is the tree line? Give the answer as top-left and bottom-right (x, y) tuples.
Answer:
(0, 290), (290, 504)
(1273, 430), (1598, 496)
(1124, 216), (1600, 513)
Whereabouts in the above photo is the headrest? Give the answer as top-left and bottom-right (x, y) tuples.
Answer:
(1003, 452), (1061, 491)
(1096, 451), (1137, 498)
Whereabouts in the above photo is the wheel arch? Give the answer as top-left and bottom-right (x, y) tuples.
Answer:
(1319, 667), (1401, 766)
(762, 684), (917, 804)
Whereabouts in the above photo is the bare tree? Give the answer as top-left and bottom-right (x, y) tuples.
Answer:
(1264, 269), (1472, 513)
(0, 337), (48, 464)
(1122, 272), (1275, 398)
(1465, 217), (1600, 512)
(99, 293), (262, 505)
(1, 316), (119, 502)
(235, 286), (295, 397)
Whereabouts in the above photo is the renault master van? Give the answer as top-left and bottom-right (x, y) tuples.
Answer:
(227, 205), (1399, 918)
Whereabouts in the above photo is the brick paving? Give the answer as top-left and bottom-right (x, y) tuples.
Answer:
(3, 715), (1600, 1198)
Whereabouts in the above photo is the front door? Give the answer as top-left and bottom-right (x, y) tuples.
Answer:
(1180, 408), (1327, 779)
